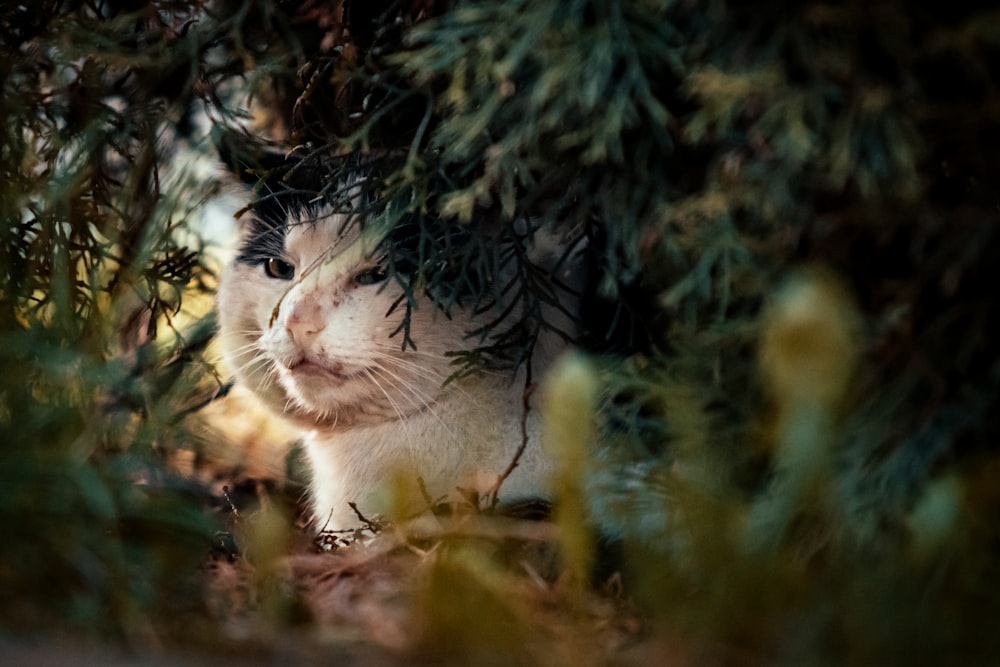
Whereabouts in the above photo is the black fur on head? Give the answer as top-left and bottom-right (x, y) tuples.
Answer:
(215, 129), (326, 218)
(214, 130), (386, 269)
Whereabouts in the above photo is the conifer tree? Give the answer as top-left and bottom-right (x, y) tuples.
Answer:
(0, 0), (299, 637)
(215, 0), (1000, 660)
(3, 0), (1000, 662)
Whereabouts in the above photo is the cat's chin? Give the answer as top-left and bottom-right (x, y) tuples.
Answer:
(273, 365), (392, 426)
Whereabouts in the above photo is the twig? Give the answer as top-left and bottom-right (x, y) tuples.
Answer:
(348, 501), (381, 533)
(487, 377), (536, 511)
(221, 484), (240, 520)
(407, 476), (450, 521)
(313, 509), (358, 551)
(417, 476), (434, 507)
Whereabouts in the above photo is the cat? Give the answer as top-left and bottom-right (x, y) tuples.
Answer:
(216, 183), (583, 532)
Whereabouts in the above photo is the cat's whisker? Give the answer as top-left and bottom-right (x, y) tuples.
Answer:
(368, 344), (452, 361)
(367, 364), (459, 442)
(262, 365), (283, 386)
(367, 353), (448, 381)
(225, 342), (266, 360)
(369, 357), (456, 402)
(366, 341), (434, 357)
(284, 392), (315, 419)
(370, 351), (491, 407)
(364, 345), (451, 371)
(360, 368), (412, 437)
(368, 341), (515, 381)
(365, 363), (437, 413)
(230, 351), (269, 374)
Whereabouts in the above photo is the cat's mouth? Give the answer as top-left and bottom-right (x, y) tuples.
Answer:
(285, 358), (362, 384)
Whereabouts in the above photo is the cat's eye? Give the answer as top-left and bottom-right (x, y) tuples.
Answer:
(264, 257), (295, 280)
(354, 265), (388, 285)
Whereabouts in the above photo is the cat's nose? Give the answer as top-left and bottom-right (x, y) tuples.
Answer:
(284, 295), (325, 343)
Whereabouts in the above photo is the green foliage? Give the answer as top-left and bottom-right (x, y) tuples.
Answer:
(0, 0), (301, 638)
(5, 0), (1000, 662)
(277, 0), (1000, 660)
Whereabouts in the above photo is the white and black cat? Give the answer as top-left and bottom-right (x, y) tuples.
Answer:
(217, 182), (582, 531)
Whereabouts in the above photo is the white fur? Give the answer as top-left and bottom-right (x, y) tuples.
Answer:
(217, 207), (576, 530)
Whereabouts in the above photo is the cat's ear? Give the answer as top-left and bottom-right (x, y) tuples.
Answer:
(213, 127), (280, 186)
(212, 127), (323, 194)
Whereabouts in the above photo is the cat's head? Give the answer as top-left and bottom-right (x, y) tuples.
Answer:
(216, 187), (477, 430)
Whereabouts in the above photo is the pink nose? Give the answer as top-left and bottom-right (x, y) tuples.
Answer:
(285, 295), (325, 343)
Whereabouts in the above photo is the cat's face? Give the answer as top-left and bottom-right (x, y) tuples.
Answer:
(217, 205), (470, 429)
